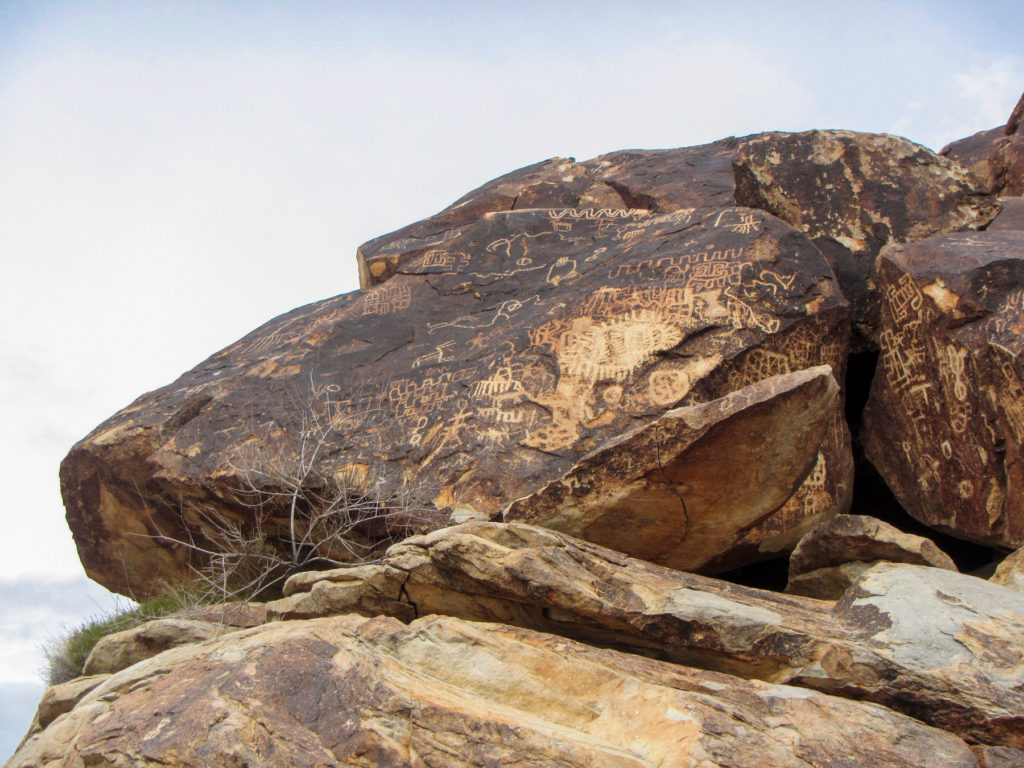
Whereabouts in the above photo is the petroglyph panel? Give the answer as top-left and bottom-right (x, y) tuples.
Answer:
(864, 232), (1024, 548)
(64, 204), (850, 596)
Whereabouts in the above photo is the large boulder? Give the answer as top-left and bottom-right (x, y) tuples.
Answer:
(7, 613), (981, 768)
(504, 365), (842, 573)
(734, 130), (999, 334)
(270, 521), (1024, 748)
(62, 206), (851, 597)
(863, 230), (1024, 548)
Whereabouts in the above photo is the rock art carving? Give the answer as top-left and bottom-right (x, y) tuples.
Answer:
(62, 207), (851, 596)
(863, 231), (1024, 548)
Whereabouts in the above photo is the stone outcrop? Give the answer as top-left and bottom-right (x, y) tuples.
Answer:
(941, 90), (1024, 197)
(39, 107), (1024, 766)
(269, 522), (1024, 748)
(991, 547), (1024, 591)
(786, 514), (957, 598)
(974, 746), (1024, 768)
(62, 205), (851, 597)
(8, 613), (982, 768)
(33, 676), (109, 731)
(863, 230), (1024, 548)
(82, 617), (231, 676)
(734, 130), (999, 333)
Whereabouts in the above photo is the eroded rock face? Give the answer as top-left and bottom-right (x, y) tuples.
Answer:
(82, 618), (231, 676)
(988, 197), (1024, 231)
(269, 521), (1024, 748)
(357, 138), (741, 287)
(991, 547), (1024, 591)
(734, 130), (999, 334)
(863, 231), (1024, 548)
(942, 92), (1024, 198)
(62, 206), (850, 597)
(786, 514), (956, 598)
(7, 613), (981, 768)
(504, 366), (843, 573)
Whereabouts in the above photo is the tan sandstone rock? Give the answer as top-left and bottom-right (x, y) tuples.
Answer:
(786, 514), (956, 598)
(269, 522), (1024, 748)
(863, 230), (1024, 549)
(34, 675), (110, 730)
(991, 547), (1024, 591)
(973, 745), (1024, 768)
(82, 617), (231, 676)
(6, 613), (980, 768)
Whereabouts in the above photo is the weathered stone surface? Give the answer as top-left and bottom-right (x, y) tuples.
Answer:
(988, 197), (1024, 231)
(942, 126), (1007, 188)
(950, 141), (1024, 199)
(991, 547), (1024, 591)
(821, 563), (1024, 748)
(582, 139), (740, 211)
(181, 600), (267, 627)
(6, 613), (980, 768)
(974, 745), (1024, 768)
(270, 522), (1024, 747)
(504, 365), (844, 573)
(942, 92), (1024, 197)
(35, 675), (110, 730)
(62, 206), (850, 597)
(1009, 92), (1024, 135)
(988, 133), (1024, 196)
(786, 514), (956, 597)
(82, 618), (230, 676)
(356, 157), (627, 286)
(785, 560), (875, 600)
(734, 130), (999, 333)
(863, 231), (1024, 548)
(357, 139), (741, 287)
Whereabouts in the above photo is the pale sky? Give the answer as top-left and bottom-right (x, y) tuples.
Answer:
(1, 0), (1022, 757)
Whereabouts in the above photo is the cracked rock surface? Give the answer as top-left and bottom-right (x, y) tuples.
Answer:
(863, 230), (1024, 549)
(61, 206), (850, 597)
(7, 613), (982, 768)
(268, 521), (1024, 748)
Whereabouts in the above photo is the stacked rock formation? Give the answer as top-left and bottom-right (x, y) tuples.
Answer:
(9, 92), (1024, 766)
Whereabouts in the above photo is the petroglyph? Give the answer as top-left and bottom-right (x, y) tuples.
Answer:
(548, 208), (650, 221)
(428, 296), (543, 334)
(712, 209), (763, 233)
(648, 368), (692, 406)
(362, 283), (413, 315)
(557, 312), (685, 382)
(414, 249), (473, 273)
(413, 340), (457, 369)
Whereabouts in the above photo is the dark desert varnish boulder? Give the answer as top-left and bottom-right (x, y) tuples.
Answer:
(863, 230), (1024, 549)
(734, 130), (999, 336)
(62, 206), (850, 597)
